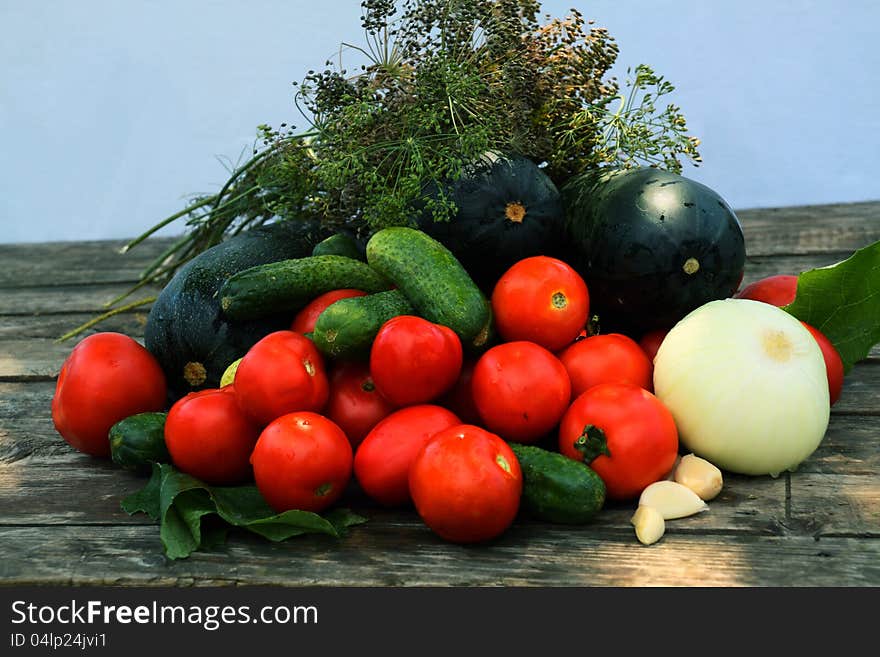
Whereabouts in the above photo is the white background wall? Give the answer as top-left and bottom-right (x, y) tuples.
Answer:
(2, 0), (878, 243)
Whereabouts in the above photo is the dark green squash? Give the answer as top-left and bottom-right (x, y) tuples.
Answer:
(563, 167), (746, 333)
(311, 231), (365, 260)
(415, 154), (565, 292)
(144, 219), (331, 401)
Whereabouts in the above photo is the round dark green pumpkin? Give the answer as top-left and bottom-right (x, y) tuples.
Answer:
(563, 167), (746, 333)
(144, 219), (331, 401)
(416, 155), (565, 292)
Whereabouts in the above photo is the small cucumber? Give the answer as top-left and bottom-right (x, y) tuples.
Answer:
(312, 289), (414, 359)
(219, 255), (390, 320)
(365, 227), (492, 350)
(311, 232), (365, 260)
(109, 412), (170, 474)
(509, 443), (606, 524)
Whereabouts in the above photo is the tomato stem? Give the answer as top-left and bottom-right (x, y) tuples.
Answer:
(574, 424), (611, 464)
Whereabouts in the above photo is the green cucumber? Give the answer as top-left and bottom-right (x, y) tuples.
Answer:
(509, 443), (606, 524)
(311, 232), (365, 260)
(109, 412), (170, 474)
(365, 227), (492, 350)
(219, 255), (390, 320)
(312, 289), (414, 359)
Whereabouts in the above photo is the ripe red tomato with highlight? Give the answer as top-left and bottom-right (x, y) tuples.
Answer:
(638, 328), (669, 363)
(165, 387), (262, 484)
(250, 412), (353, 513)
(559, 333), (654, 398)
(370, 315), (462, 406)
(491, 256), (589, 351)
(472, 341), (571, 443)
(802, 322), (844, 406)
(291, 289), (367, 334)
(325, 361), (396, 448)
(439, 359), (481, 425)
(234, 331), (329, 426)
(353, 405), (461, 507)
(52, 332), (167, 457)
(735, 274), (798, 306)
(559, 383), (679, 501)
(408, 424), (522, 543)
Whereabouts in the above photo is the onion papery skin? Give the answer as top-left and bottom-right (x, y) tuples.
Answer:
(653, 299), (830, 476)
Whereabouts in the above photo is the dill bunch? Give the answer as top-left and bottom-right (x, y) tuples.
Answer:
(101, 0), (701, 322)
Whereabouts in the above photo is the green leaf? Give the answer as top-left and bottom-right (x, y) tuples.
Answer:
(120, 463), (367, 560)
(209, 485), (276, 524)
(120, 462), (161, 519)
(244, 510), (340, 542)
(784, 240), (880, 373)
(161, 489), (216, 560)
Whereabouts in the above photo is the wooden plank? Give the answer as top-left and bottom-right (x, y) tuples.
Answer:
(0, 524), (876, 586)
(0, 200), (876, 291)
(788, 473), (880, 537)
(834, 364), (880, 415)
(796, 415), (880, 476)
(1, 416), (69, 464)
(740, 252), (851, 286)
(738, 201), (880, 256)
(0, 284), (160, 315)
(0, 453), (153, 526)
(0, 239), (172, 287)
(0, 312), (148, 341)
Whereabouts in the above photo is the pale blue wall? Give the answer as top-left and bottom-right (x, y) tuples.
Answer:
(2, 0), (878, 243)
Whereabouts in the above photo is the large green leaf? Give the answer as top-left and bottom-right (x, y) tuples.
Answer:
(784, 240), (880, 373)
(122, 464), (367, 560)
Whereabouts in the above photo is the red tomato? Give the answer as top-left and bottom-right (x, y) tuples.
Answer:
(638, 328), (669, 364)
(52, 332), (167, 457)
(472, 341), (571, 443)
(409, 424), (522, 543)
(559, 333), (654, 397)
(802, 322), (844, 406)
(559, 383), (679, 501)
(353, 405), (461, 507)
(370, 315), (463, 406)
(491, 256), (589, 351)
(290, 289), (367, 334)
(325, 361), (397, 448)
(234, 331), (329, 426)
(735, 274), (798, 306)
(165, 387), (262, 484)
(438, 359), (481, 425)
(250, 412), (353, 513)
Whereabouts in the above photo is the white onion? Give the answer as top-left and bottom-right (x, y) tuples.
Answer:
(653, 299), (830, 476)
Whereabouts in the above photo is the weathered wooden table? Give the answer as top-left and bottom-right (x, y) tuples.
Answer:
(1, 202), (878, 587)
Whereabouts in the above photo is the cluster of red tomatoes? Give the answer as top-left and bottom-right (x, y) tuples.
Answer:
(223, 255), (686, 543)
(51, 256), (684, 544)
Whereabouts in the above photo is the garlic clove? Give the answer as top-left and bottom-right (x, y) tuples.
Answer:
(663, 455), (682, 481)
(639, 480), (708, 519)
(631, 505), (665, 545)
(674, 453), (723, 500)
